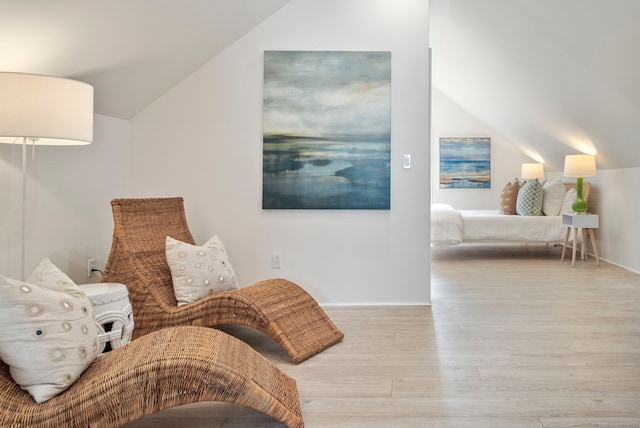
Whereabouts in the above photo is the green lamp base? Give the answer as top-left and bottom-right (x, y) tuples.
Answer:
(572, 176), (588, 213)
(572, 198), (588, 213)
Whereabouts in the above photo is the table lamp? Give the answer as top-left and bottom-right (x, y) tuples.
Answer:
(563, 154), (596, 213)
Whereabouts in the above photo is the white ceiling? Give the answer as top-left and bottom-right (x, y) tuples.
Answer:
(430, 0), (640, 170)
(0, 0), (290, 120)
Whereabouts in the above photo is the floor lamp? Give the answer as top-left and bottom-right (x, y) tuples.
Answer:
(0, 72), (93, 280)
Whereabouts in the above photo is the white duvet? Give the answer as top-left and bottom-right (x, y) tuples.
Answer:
(431, 203), (463, 246)
(431, 203), (565, 246)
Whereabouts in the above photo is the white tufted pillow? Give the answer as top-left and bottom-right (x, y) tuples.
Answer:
(516, 178), (544, 216)
(560, 188), (577, 213)
(542, 178), (567, 216)
(0, 258), (100, 403)
(166, 235), (240, 307)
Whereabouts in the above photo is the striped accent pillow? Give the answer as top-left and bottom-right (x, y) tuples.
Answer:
(499, 181), (520, 215)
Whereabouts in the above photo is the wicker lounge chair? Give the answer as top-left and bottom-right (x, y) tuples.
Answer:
(0, 326), (303, 428)
(101, 197), (344, 364)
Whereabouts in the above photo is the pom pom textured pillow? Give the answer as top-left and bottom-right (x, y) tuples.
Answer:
(0, 258), (100, 403)
(499, 181), (520, 215)
(516, 178), (544, 216)
(166, 235), (240, 307)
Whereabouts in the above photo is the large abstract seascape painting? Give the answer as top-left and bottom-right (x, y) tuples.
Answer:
(262, 51), (391, 209)
(439, 137), (491, 189)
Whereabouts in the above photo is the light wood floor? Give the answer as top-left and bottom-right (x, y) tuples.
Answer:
(122, 244), (640, 427)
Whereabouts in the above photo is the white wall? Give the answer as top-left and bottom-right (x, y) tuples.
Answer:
(590, 167), (640, 274)
(129, 0), (431, 305)
(431, 88), (535, 209)
(0, 114), (130, 283)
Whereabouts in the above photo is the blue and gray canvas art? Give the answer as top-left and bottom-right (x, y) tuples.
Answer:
(262, 51), (391, 209)
(439, 137), (491, 189)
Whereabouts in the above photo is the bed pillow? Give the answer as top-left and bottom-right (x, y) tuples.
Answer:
(166, 235), (240, 307)
(560, 188), (577, 213)
(0, 258), (100, 403)
(499, 181), (520, 215)
(542, 178), (566, 216)
(516, 178), (544, 216)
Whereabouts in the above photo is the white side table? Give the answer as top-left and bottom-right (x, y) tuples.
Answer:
(560, 213), (600, 267)
(80, 282), (134, 353)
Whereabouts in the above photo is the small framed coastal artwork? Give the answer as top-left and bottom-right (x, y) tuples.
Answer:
(439, 137), (491, 189)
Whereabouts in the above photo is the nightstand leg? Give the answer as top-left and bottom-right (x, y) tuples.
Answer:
(561, 227), (571, 262)
(581, 228), (588, 261)
(588, 228), (600, 267)
(571, 227), (578, 267)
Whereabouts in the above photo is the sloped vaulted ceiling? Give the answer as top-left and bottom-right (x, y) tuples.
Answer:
(430, 0), (640, 170)
(0, 0), (290, 120)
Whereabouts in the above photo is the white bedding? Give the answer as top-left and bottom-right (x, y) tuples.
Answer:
(431, 203), (463, 246)
(431, 203), (565, 246)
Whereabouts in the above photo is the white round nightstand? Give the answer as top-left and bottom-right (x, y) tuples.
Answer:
(80, 282), (134, 353)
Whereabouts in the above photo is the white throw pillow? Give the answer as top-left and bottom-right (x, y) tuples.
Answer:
(560, 188), (577, 213)
(166, 235), (240, 307)
(542, 178), (566, 216)
(0, 258), (100, 403)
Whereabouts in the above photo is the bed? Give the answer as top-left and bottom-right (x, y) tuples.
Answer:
(431, 182), (589, 247)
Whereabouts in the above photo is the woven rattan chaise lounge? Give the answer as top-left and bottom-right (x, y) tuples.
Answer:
(101, 197), (344, 364)
(0, 326), (303, 427)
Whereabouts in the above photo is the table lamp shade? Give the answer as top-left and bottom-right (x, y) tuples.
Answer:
(563, 154), (596, 178)
(0, 72), (93, 145)
(521, 162), (544, 180)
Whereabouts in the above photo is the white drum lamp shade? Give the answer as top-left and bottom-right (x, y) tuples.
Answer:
(521, 162), (544, 180)
(563, 154), (596, 178)
(0, 72), (93, 145)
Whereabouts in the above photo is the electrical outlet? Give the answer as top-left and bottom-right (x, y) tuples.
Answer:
(87, 258), (96, 277)
(272, 253), (282, 269)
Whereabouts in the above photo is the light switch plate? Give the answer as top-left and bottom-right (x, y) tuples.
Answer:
(402, 154), (411, 169)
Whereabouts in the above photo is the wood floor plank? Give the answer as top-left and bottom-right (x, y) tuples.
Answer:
(539, 416), (640, 427)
